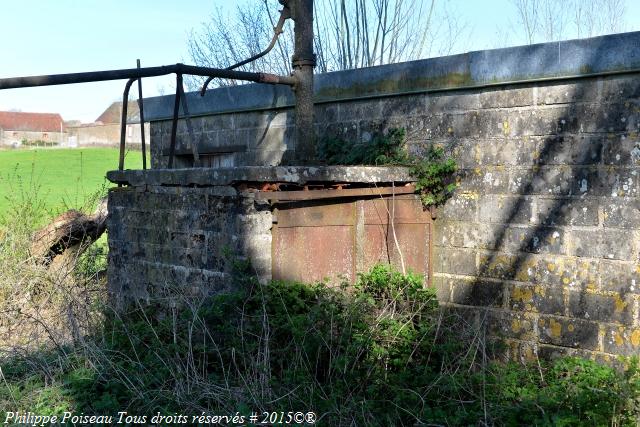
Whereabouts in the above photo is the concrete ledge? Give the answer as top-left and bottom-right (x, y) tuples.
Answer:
(143, 31), (640, 121)
(106, 166), (415, 186)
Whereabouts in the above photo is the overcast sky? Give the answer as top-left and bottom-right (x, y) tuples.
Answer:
(0, 0), (638, 123)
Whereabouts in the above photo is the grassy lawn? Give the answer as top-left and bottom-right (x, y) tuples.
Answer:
(0, 147), (143, 218)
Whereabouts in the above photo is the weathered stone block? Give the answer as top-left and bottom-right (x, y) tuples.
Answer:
(505, 226), (566, 255)
(339, 99), (383, 121)
(434, 220), (503, 250)
(486, 310), (537, 341)
(537, 134), (603, 165)
(512, 254), (583, 287)
(478, 252), (518, 280)
(604, 326), (640, 356)
(426, 92), (480, 111)
(202, 113), (234, 131)
(568, 291), (632, 324)
(479, 86), (533, 108)
(601, 76), (640, 102)
(602, 133), (640, 166)
(536, 197), (599, 226)
(476, 136), (540, 166)
(508, 283), (564, 315)
(381, 94), (428, 117)
(603, 198), (640, 229)
(450, 278), (504, 307)
(457, 167), (510, 194)
(431, 276), (452, 302)
(434, 247), (477, 276)
(572, 228), (634, 260)
(537, 81), (599, 105)
(600, 260), (640, 294)
(441, 193), (478, 222)
(598, 168), (639, 198)
(538, 315), (600, 350)
(478, 195), (533, 224)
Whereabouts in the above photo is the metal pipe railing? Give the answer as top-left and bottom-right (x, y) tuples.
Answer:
(0, 63), (295, 90)
(0, 63), (296, 171)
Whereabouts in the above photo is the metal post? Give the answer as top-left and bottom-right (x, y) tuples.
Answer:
(291, 0), (316, 163)
(136, 59), (147, 170)
(177, 83), (200, 167)
(167, 73), (182, 169)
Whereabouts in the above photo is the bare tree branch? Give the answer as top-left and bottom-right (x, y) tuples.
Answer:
(188, 0), (468, 81)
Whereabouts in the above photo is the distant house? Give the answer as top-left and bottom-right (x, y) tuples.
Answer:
(65, 101), (148, 147)
(0, 111), (65, 146)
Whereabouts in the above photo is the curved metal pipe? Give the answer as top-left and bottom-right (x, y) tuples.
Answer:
(200, 5), (292, 97)
(118, 78), (137, 171)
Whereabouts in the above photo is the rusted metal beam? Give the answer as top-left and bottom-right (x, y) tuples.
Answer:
(254, 184), (416, 201)
(0, 63), (296, 90)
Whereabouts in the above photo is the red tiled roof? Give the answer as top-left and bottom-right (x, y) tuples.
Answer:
(0, 111), (64, 132)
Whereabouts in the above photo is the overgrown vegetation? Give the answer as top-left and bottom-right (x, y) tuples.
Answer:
(319, 128), (458, 206)
(2, 252), (640, 425)
(2, 147), (640, 425)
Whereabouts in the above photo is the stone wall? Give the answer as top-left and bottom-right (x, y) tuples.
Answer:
(66, 123), (149, 147)
(0, 129), (65, 146)
(111, 31), (640, 360)
(106, 185), (272, 307)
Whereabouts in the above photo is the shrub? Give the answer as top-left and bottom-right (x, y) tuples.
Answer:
(318, 128), (457, 207)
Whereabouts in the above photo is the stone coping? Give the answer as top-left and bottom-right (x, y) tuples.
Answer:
(142, 31), (640, 121)
(106, 166), (415, 187)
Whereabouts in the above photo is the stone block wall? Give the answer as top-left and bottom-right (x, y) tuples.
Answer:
(107, 185), (272, 306)
(117, 31), (640, 359)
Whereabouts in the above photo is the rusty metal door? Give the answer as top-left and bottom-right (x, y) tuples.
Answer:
(271, 193), (432, 285)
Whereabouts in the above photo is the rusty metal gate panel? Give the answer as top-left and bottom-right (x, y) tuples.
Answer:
(272, 193), (432, 285)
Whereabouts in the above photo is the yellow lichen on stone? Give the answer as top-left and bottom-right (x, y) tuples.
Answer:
(614, 294), (628, 313)
(549, 319), (562, 338)
(512, 286), (533, 302)
(503, 121), (510, 135)
(631, 329), (640, 347)
(511, 319), (522, 333)
(547, 263), (556, 272)
(562, 277), (570, 285)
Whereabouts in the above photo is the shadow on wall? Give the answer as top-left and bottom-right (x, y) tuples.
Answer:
(310, 43), (640, 360)
(432, 46), (640, 361)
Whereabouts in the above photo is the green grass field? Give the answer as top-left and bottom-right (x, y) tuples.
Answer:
(0, 148), (143, 218)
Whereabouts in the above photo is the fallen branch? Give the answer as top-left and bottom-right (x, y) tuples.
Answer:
(31, 198), (108, 265)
